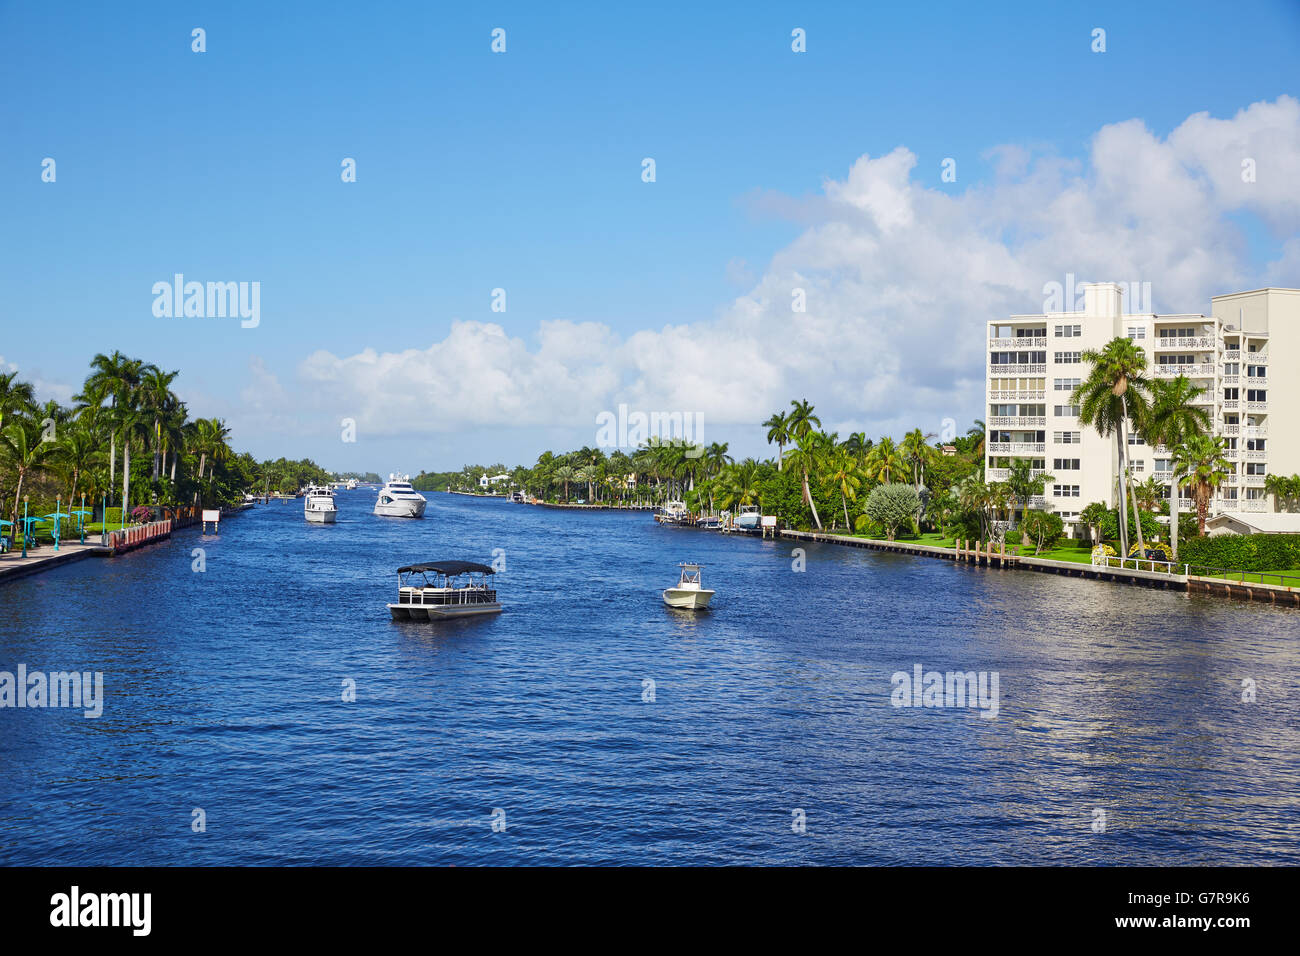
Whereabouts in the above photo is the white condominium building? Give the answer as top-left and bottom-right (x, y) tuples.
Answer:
(986, 283), (1299, 536)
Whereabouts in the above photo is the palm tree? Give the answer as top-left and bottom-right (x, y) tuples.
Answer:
(82, 351), (149, 491)
(1172, 435), (1231, 536)
(1, 420), (57, 528)
(966, 420), (986, 459)
(139, 366), (180, 480)
(824, 447), (863, 529)
(1071, 338), (1150, 557)
(0, 371), (36, 433)
(1264, 473), (1293, 513)
(786, 400), (821, 443)
(843, 431), (871, 459)
(864, 436), (902, 485)
(784, 430), (828, 530)
(55, 423), (101, 517)
(553, 465), (576, 502)
(763, 412), (791, 471)
(899, 428), (936, 491)
(1004, 458), (1055, 543)
(716, 459), (762, 512)
(1140, 374), (1210, 561)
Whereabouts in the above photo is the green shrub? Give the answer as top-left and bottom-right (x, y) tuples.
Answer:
(103, 507), (125, 526)
(863, 484), (922, 540)
(1179, 534), (1300, 572)
(1021, 510), (1064, 553)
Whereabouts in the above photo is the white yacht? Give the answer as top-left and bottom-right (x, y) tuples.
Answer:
(374, 474), (427, 518)
(304, 485), (338, 523)
(662, 562), (714, 610)
(654, 500), (688, 525)
(346, 478), (359, 490)
(735, 504), (761, 530)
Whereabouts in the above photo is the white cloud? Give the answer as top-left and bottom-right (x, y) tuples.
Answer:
(251, 96), (1299, 448)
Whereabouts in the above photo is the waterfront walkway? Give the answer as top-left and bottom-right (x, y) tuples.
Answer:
(0, 541), (112, 584)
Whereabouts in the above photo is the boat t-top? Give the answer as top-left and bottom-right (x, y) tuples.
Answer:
(662, 562), (714, 610)
(387, 561), (502, 620)
(735, 504), (761, 530)
(374, 473), (427, 518)
(304, 484), (338, 523)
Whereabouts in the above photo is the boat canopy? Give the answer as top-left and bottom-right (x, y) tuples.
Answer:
(397, 561), (495, 576)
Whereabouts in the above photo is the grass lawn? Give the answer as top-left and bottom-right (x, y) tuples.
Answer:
(1190, 567), (1300, 587)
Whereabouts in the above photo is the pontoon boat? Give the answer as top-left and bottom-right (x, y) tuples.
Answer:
(388, 561), (502, 620)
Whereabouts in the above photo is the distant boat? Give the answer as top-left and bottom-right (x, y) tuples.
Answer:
(374, 474), (427, 518)
(735, 505), (760, 530)
(387, 561), (502, 620)
(655, 500), (688, 525)
(662, 562), (714, 610)
(304, 485), (337, 523)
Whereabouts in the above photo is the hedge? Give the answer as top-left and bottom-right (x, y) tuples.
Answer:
(1179, 534), (1300, 572)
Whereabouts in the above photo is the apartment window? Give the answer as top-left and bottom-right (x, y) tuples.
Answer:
(1054, 378), (1080, 391)
(1247, 439), (1266, 451)
(1247, 389), (1267, 402)
(1159, 327), (1196, 339)
(1053, 405), (1080, 417)
(1053, 458), (1081, 471)
(1131, 460), (1144, 473)
(1158, 355), (1194, 366)
(1054, 324), (1082, 338)
(1247, 366), (1266, 378)
(1053, 431), (1082, 444)
(1154, 459), (1172, 473)
(1054, 351), (1081, 364)
(1052, 485), (1081, 498)
(1245, 463), (1266, 476)
(1127, 326), (1146, 339)
(1127, 434), (1145, 446)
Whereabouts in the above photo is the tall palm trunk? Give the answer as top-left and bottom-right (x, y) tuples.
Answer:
(801, 468), (822, 530)
(121, 443), (131, 525)
(1119, 393), (1146, 553)
(1170, 471), (1182, 562)
(1114, 430), (1129, 558)
(777, 442), (784, 471)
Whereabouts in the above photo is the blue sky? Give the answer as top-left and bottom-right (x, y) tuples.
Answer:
(2, 1), (1298, 471)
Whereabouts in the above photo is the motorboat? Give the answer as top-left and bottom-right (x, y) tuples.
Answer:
(304, 484), (338, 523)
(374, 474), (427, 518)
(735, 504), (761, 530)
(388, 561), (502, 620)
(510, 491), (525, 503)
(654, 500), (688, 525)
(662, 562), (714, 610)
(346, 478), (359, 490)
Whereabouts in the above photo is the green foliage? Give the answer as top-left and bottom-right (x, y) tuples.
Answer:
(863, 483), (921, 540)
(1020, 510), (1064, 553)
(1098, 507), (1161, 543)
(1179, 534), (1300, 572)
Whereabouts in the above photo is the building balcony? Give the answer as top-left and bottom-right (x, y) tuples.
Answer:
(989, 390), (1046, 401)
(988, 442), (1046, 454)
(988, 416), (1046, 428)
(1237, 500), (1269, 512)
(1223, 448), (1239, 459)
(1222, 399), (1238, 411)
(988, 363), (1047, 375)
(1224, 349), (1240, 361)
(988, 336), (1047, 349)
(1154, 363), (1215, 378)
(1244, 424), (1267, 437)
(988, 468), (1049, 482)
(1243, 475), (1266, 487)
(1246, 400), (1268, 411)
(1245, 450), (1267, 461)
(1153, 336), (1215, 350)
(1243, 375), (1268, 388)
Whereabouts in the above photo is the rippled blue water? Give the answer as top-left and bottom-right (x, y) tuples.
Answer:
(1, 491), (1298, 865)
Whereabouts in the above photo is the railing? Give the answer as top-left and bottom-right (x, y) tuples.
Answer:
(1237, 500), (1269, 512)
(988, 390), (1046, 401)
(1222, 400), (1238, 410)
(1244, 376), (1268, 388)
(1186, 564), (1300, 588)
(1223, 349), (1240, 361)
(1245, 450), (1267, 461)
(988, 442), (1046, 454)
(1223, 374), (1238, 385)
(1092, 554), (1182, 574)
(988, 416), (1046, 428)
(1153, 336), (1215, 350)
(399, 587), (498, 606)
(1243, 475), (1265, 486)
(1154, 363), (1215, 377)
(988, 336), (1047, 349)
(987, 468), (1047, 481)
(1244, 425), (1267, 437)
(989, 363), (1046, 374)
(1222, 424), (1238, 436)
(1247, 401), (1267, 411)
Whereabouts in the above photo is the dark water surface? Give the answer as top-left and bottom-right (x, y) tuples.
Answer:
(1, 491), (1297, 865)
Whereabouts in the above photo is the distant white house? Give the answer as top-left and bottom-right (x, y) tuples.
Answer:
(1205, 513), (1300, 536)
(478, 473), (511, 490)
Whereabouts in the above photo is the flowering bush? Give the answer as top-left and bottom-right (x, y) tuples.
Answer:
(130, 506), (152, 524)
(1090, 543), (1117, 565)
(1128, 541), (1172, 561)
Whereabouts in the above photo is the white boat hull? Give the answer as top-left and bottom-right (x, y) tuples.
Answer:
(374, 499), (426, 518)
(735, 514), (760, 530)
(662, 587), (714, 610)
(305, 509), (337, 523)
